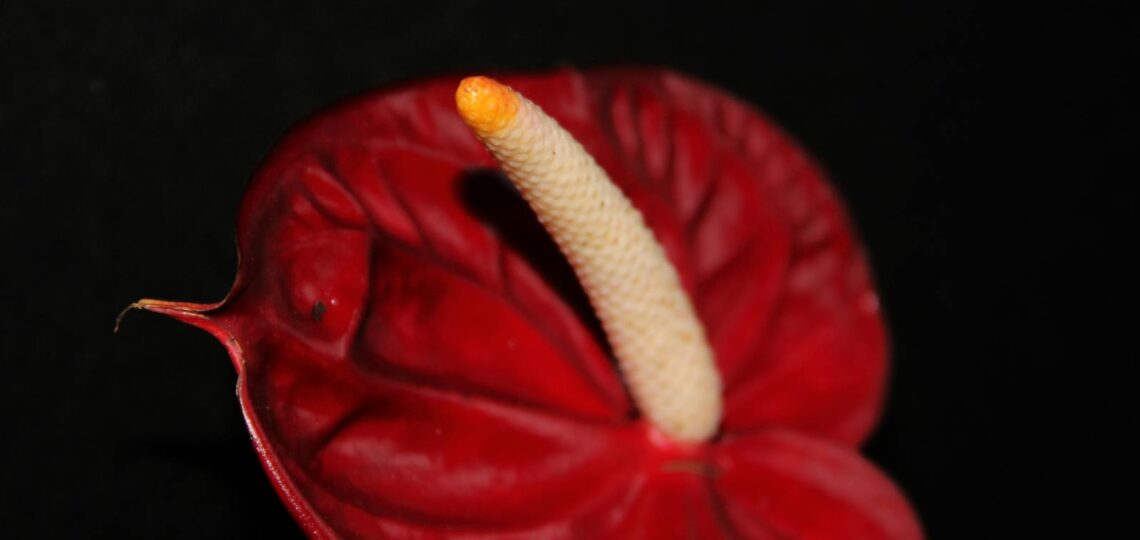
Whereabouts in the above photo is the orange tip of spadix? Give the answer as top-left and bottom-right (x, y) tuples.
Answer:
(456, 76), (519, 135)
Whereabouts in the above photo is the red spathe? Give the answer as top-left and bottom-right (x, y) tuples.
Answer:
(146, 68), (922, 539)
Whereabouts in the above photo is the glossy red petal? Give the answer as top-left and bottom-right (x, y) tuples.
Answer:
(713, 430), (923, 540)
(213, 317), (650, 539)
(144, 68), (913, 537)
(586, 469), (729, 539)
(253, 348), (644, 534)
(718, 157), (888, 445)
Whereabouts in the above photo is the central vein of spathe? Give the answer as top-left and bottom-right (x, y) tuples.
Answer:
(456, 76), (722, 442)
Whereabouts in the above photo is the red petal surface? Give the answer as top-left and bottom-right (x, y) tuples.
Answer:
(148, 68), (916, 538)
(713, 430), (923, 540)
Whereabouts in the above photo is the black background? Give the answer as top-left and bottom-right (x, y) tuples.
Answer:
(2, 1), (1133, 537)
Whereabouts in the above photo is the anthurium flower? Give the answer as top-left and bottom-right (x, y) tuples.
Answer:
(130, 68), (922, 539)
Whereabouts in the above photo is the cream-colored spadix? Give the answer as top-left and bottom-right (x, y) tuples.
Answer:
(456, 76), (722, 442)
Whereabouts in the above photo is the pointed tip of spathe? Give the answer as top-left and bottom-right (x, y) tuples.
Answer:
(114, 298), (218, 333)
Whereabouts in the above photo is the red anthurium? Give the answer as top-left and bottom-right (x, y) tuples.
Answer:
(130, 68), (922, 538)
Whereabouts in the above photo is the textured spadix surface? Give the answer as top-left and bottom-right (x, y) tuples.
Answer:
(139, 68), (921, 539)
(456, 76), (723, 442)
